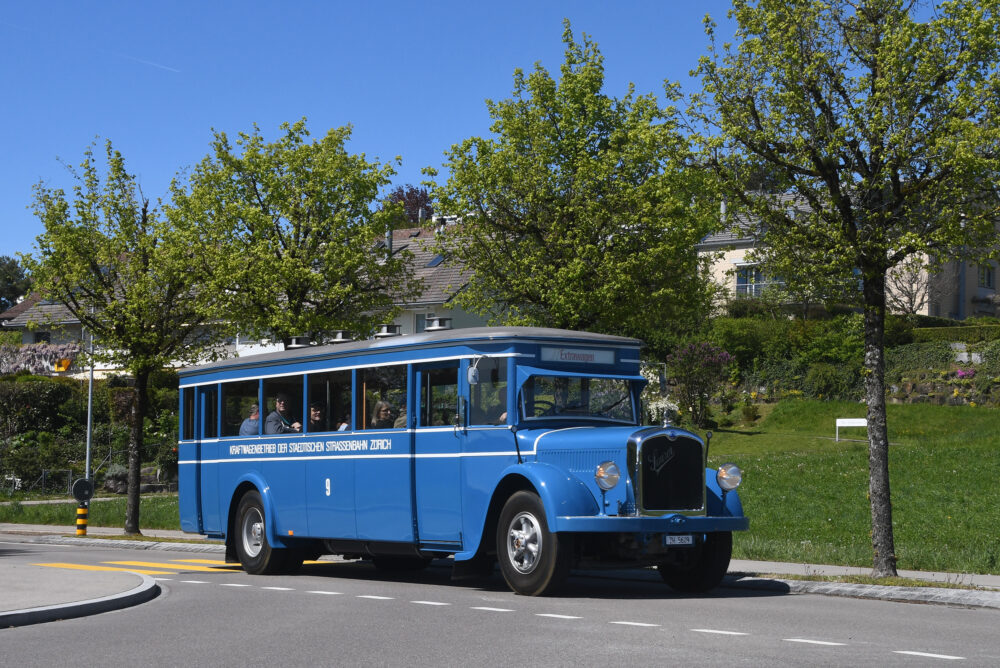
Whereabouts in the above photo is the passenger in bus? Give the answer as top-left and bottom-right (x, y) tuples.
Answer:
(239, 404), (260, 436)
(371, 400), (394, 428)
(265, 393), (302, 434)
(393, 401), (408, 428)
(307, 401), (326, 432)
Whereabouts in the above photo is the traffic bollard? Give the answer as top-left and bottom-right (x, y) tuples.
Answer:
(76, 502), (88, 536)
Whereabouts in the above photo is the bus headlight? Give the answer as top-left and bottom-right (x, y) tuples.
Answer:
(716, 463), (743, 491)
(595, 461), (620, 491)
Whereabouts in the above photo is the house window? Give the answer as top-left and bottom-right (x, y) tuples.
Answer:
(979, 264), (995, 290)
(34, 331), (51, 343)
(736, 266), (765, 297)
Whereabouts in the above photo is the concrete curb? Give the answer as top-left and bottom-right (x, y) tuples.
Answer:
(0, 572), (161, 628)
(726, 576), (1000, 610)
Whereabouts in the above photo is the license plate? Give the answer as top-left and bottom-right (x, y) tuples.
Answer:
(664, 534), (693, 546)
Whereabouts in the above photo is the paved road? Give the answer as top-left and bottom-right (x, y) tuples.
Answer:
(3, 540), (999, 666)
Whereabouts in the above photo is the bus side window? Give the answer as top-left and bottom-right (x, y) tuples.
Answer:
(308, 370), (351, 433)
(420, 365), (458, 426)
(358, 365), (406, 430)
(201, 385), (219, 439)
(263, 376), (304, 434)
(470, 359), (507, 425)
(222, 379), (260, 437)
(181, 388), (195, 440)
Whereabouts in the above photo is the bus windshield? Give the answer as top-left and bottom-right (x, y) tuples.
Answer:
(519, 375), (636, 423)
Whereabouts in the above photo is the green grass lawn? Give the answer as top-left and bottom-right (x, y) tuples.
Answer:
(4, 400), (998, 575)
(710, 400), (1000, 575)
(0, 494), (180, 530)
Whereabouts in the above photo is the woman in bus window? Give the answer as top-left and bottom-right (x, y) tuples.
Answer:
(371, 400), (394, 428)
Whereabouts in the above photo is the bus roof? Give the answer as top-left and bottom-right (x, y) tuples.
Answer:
(178, 326), (642, 379)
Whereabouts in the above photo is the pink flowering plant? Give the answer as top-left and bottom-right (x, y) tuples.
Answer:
(666, 342), (734, 428)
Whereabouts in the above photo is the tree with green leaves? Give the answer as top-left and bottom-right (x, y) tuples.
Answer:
(24, 141), (230, 534)
(432, 22), (719, 355)
(690, 0), (1000, 576)
(0, 255), (30, 312)
(175, 120), (421, 346)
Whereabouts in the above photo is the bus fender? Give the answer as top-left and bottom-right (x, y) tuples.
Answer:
(228, 473), (291, 550)
(455, 462), (599, 563)
(499, 462), (600, 530)
(705, 467), (744, 518)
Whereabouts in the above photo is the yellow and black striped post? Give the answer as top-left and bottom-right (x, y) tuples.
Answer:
(76, 502), (88, 536)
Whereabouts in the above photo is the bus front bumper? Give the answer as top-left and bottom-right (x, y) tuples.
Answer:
(553, 514), (749, 533)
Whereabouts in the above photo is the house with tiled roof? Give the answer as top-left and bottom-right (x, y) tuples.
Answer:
(1, 225), (487, 371)
(1, 294), (81, 343)
(382, 225), (486, 334)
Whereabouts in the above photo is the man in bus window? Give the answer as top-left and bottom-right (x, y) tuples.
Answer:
(265, 393), (302, 434)
(239, 404), (260, 436)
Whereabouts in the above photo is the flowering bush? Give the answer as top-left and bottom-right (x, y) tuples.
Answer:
(0, 343), (80, 375)
(666, 342), (734, 428)
(956, 367), (976, 379)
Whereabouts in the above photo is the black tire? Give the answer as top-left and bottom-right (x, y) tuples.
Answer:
(234, 490), (289, 575)
(658, 531), (732, 593)
(496, 491), (572, 596)
(372, 555), (433, 571)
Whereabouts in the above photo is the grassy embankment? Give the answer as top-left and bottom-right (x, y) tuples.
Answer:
(0, 495), (180, 530)
(710, 400), (1000, 575)
(2, 400), (998, 575)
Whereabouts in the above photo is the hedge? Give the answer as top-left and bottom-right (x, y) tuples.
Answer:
(912, 326), (1000, 344)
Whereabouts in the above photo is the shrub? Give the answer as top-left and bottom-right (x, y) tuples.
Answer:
(667, 342), (733, 428)
(803, 362), (861, 399)
(912, 326), (1000, 344)
(885, 342), (955, 382)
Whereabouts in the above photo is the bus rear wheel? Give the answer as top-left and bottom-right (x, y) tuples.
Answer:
(496, 491), (572, 596)
(658, 531), (732, 593)
(235, 490), (289, 575)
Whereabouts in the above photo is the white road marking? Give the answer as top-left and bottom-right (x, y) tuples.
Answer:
(219, 583), (252, 587)
(307, 590), (343, 595)
(180, 580), (209, 584)
(260, 586), (294, 591)
(691, 629), (749, 636)
(536, 614), (581, 619)
(357, 595), (394, 600)
(411, 600), (450, 606)
(153, 578), (174, 581)
(893, 651), (965, 660)
(610, 621), (660, 628)
(784, 639), (846, 646)
(472, 607), (513, 612)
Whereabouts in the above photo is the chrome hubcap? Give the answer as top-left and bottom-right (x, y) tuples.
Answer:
(242, 507), (264, 558)
(506, 511), (541, 574)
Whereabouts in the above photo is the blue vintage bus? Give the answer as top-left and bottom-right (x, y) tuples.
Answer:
(177, 327), (747, 596)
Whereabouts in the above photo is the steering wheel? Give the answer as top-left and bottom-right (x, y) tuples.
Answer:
(530, 399), (555, 416)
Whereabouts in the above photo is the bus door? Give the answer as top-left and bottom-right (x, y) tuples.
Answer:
(413, 362), (463, 547)
(198, 384), (222, 533)
(354, 365), (414, 543)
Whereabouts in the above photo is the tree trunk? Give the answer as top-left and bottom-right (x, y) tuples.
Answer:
(124, 369), (149, 535)
(862, 273), (898, 577)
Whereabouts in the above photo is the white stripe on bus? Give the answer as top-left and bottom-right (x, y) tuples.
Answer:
(181, 352), (534, 388)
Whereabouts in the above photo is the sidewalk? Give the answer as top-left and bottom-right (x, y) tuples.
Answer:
(3, 522), (1000, 629)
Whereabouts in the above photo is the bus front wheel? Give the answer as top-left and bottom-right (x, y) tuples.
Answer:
(235, 490), (288, 575)
(658, 531), (732, 593)
(496, 491), (572, 596)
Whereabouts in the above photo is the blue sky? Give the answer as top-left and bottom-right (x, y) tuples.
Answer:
(1, 1), (736, 260)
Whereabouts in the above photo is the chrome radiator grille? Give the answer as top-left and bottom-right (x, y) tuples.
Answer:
(636, 434), (704, 512)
